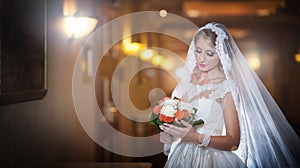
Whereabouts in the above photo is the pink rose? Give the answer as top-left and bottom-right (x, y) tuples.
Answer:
(153, 105), (162, 114)
(159, 97), (171, 104)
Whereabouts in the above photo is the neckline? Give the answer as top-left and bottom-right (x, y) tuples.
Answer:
(196, 79), (227, 88)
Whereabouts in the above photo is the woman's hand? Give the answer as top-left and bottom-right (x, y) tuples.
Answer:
(161, 120), (199, 144)
(160, 132), (175, 144)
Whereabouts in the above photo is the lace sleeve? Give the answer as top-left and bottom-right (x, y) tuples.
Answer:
(209, 80), (231, 102)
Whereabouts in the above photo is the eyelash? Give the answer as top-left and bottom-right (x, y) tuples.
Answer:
(195, 49), (202, 53)
(207, 52), (214, 57)
(195, 49), (215, 57)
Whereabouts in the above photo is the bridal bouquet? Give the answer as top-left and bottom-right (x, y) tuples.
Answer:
(150, 97), (204, 130)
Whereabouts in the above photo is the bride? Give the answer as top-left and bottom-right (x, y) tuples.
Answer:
(160, 22), (300, 168)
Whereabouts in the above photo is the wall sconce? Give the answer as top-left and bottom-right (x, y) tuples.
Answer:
(64, 15), (98, 40)
(63, 0), (98, 40)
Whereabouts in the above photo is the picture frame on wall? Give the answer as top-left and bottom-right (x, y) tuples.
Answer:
(0, 0), (47, 105)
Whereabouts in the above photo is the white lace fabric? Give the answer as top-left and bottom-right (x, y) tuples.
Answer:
(168, 22), (300, 168)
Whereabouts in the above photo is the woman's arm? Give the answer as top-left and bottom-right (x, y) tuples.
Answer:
(161, 93), (240, 151)
(207, 93), (240, 151)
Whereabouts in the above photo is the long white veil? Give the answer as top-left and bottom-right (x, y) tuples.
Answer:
(172, 22), (300, 167)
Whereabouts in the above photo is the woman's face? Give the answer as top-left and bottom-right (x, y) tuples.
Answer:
(194, 37), (220, 72)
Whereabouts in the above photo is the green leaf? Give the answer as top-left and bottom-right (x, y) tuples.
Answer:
(193, 107), (198, 113)
(192, 119), (204, 126)
(150, 120), (157, 125)
(156, 118), (162, 125)
(150, 113), (159, 121)
(149, 116), (162, 127)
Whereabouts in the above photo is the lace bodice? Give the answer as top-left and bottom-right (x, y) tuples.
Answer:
(188, 80), (231, 136)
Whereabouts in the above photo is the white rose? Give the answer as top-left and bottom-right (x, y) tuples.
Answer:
(160, 105), (177, 117)
(161, 99), (178, 106)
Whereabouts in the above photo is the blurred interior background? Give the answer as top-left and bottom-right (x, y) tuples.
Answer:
(0, 0), (299, 167)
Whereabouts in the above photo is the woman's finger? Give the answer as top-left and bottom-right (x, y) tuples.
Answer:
(160, 132), (174, 144)
(180, 120), (192, 128)
(160, 137), (173, 144)
(163, 126), (189, 138)
(162, 126), (178, 137)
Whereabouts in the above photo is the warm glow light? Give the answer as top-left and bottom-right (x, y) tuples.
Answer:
(123, 42), (145, 55)
(295, 53), (300, 63)
(152, 55), (165, 66)
(161, 59), (174, 70)
(256, 9), (272, 16)
(159, 9), (168, 17)
(63, 0), (77, 16)
(81, 61), (86, 72)
(110, 107), (118, 113)
(183, 1), (284, 17)
(247, 54), (261, 70)
(140, 49), (155, 61)
(104, 107), (118, 113)
(64, 16), (98, 39)
(186, 10), (201, 18)
(122, 37), (131, 45)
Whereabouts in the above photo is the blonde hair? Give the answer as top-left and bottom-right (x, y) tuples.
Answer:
(193, 29), (217, 48)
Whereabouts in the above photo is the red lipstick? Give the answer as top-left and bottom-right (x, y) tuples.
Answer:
(199, 63), (206, 68)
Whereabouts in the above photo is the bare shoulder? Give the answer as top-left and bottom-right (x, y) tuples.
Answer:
(222, 92), (237, 113)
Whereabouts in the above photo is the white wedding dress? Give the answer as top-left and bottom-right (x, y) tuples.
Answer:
(164, 22), (299, 167)
(164, 80), (246, 168)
